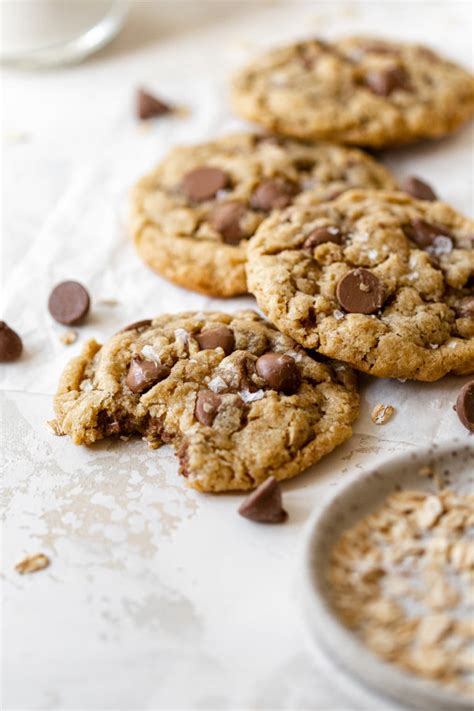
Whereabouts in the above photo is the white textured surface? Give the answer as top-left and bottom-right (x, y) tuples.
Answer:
(1, 2), (473, 709)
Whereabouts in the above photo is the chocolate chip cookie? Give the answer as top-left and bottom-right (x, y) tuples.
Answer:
(53, 311), (359, 491)
(130, 133), (397, 296)
(232, 37), (474, 147)
(246, 190), (474, 381)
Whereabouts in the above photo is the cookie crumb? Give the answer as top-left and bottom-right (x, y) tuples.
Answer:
(60, 329), (77, 345)
(45, 419), (65, 436)
(98, 298), (119, 307)
(371, 403), (395, 425)
(174, 104), (191, 118)
(15, 553), (50, 575)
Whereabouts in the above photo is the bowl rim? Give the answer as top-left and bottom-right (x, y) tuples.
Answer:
(298, 440), (474, 711)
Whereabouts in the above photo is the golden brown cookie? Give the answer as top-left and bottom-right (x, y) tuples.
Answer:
(246, 190), (474, 381)
(232, 37), (474, 147)
(53, 311), (359, 492)
(129, 133), (397, 296)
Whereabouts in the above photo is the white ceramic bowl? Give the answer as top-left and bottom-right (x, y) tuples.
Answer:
(298, 441), (474, 711)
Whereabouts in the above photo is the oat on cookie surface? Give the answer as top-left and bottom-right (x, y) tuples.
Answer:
(232, 37), (474, 147)
(129, 133), (397, 297)
(246, 190), (474, 381)
(53, 311), (359, 492)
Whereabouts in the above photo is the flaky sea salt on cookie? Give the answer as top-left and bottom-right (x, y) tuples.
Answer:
(246, 190), (474, 381)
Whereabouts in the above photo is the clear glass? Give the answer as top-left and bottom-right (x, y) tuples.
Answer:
(0, 0), (129, 68)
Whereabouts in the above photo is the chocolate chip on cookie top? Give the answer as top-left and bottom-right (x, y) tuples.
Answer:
(246, 190), (474, 381)
(303, 226), (344, 249)
(455, 380), (474, 432)
(402, 176), (437, 201)
(232, 37), (474, 147)
(195, 325), (235, 354)
(336, 268), (386, 315)
(250, 178), (298, 211)
(130, 133), (397, 298)
(53, 310), (359, 492)
(194, 389), (222, 426)
(403, 218), (454, 252)
(363, 66), (411, 96)
(256, 353), (300, 394)
(48, 281), (90, 325)
(181, 166), (229, 202)
(126, 357), (170, 394)
(208, 202), (247, 244)
(0, 321), (23, 362)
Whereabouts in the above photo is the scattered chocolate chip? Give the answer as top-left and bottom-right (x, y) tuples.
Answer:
(403, 219), (452, 249)
(364, 66), (411, 96)
(118, 319), (152, 334)
(181, 167), (228, 202)
(250, 178), (297, 211)
(455, 380), (474, 432)
(126, 357), (170, 394)
(303, 226), (343, 249)
(48, 281), (90, 325)
(0, 321), (23, 362)
(454, 296), (474, 319)
(402, 176), (437, 201)
(208, 201), (247, 244)
(238, 476), (287, 523)
(336, 268), (386, 314)
(137, 88), (172, 120)
(196, 325), (235, 355)
(195, 390), (221, 426)
(256, 353), (300, 394)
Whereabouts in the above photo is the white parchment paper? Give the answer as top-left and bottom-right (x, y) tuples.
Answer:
(2, 3), (473, 710)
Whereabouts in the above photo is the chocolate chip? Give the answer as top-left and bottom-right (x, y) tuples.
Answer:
(454, 296), (474, 319)
(230, 353), (258, 392)
(48, 281), (90, 325)
(250, 178), (297, 211)
(196, 325), (235, 355)
(336, 268), (386, 314)
(208, 201), (247, 244)
(126, 357), (170, 394)
(256, 353), (300, 394)
(402, 176), (437, 201)
(195, 390), (221, 426)
(303, 226), (343, 249)
(181, 167), (228, 202)
(0, 321), (23, 362)
(137, 88), (172, 120)
(118, 319), (152, 334)
(364, 67), (411, 96)
(403, 219), (452, 249)
(455, 380), (474, 432)
(238, 476), (287, 523)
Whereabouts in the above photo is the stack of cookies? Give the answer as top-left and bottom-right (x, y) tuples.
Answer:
(53, 37), (474, 496)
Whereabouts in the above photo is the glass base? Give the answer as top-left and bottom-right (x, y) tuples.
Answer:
(1, 2), (128, 69)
